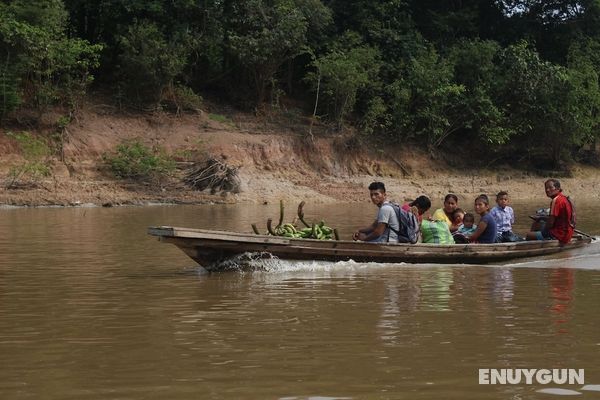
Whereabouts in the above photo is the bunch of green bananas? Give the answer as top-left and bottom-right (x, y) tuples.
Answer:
(274, 221), (335, 240)
(251, 200), (339, 240)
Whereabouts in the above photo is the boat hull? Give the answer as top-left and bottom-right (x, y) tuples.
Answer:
(148, 227), (592, 269)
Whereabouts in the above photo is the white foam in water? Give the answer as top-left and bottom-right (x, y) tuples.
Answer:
(536, 388), (582, 395)
(204, 252), (277, 272)
(205, 252), (413, 273)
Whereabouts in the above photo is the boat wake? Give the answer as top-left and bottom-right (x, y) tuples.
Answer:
(500, 236), (600, 270)
(202, 253), (485, 273)
(200, 236), (600, 272)
(203, 252), (411, 273)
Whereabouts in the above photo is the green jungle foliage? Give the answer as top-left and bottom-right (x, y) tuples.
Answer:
(3, 0), (600, 166)
(0, 0), (101, 116)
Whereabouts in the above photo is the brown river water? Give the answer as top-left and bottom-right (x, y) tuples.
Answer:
(1, 200), (600, 399)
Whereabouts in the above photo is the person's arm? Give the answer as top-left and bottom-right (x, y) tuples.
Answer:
(353, 221), (377, 240)
(449, 222), (459, 233)
(545, 215), (556, 230)
(358, 222), (387, 241)
(468, 220), (488, 243)
(431, 208), (445, 221)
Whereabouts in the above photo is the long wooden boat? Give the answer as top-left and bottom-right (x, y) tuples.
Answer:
(148, 226), (592, 269)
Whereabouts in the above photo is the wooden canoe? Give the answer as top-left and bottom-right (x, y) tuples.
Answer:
(148, 226), (592, 269)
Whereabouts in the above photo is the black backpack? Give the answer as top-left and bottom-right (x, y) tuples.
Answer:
(388, 203), (420, 244)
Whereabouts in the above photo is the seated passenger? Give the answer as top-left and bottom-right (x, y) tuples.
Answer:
(468, 194), (497, 244)
(401, 195), (432, 223)
(352, 181), (399, 243)
(526, 179), (575, 244)
(490, 191), (523, 242)
(453, 208), (465, 226)
(431, 193), (460, 232)
(457, 213), (477, 236)
(453, 212), (477, 244)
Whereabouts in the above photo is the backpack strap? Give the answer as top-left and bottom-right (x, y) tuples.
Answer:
(382, 203), (399, 242)
(386, 203), (401, 236)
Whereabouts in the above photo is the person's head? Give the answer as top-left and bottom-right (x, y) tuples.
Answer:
(544, 179), (562, 198)
(410, 195), (431, 215)
(368, 181), (387, 207)
(474, 194), (490, 216)
(453, 208), (465, 224)
(463, 212), (475, 228)
(443, 193), (459, 214)
(496, 191), (509, 208)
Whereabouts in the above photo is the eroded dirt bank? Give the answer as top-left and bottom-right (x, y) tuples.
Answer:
(1, 108), (599, 208)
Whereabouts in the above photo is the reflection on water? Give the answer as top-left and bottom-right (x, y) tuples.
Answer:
(1, 203), (600, 399)
(549, 269), (574, 334)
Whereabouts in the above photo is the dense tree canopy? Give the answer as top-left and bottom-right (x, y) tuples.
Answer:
(3, 0), (600, 166)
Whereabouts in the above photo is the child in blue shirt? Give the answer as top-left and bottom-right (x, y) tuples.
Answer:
(457, 213), (477, 236)
(490, 191), (523, 242)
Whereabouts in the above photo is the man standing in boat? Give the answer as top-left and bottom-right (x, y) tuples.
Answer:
(353, 182), (400, 242)
(526, 179), (575, 244)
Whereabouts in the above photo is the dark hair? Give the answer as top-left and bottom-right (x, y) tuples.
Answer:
(496, 191), (508, 199)
(368, 181), (386, 192)
(545, 178), (561, 190)
(410, 195), (431, 211)
(453, 208), (464, 216)
(475, 194), (489, 205)
(463, 212), (475, 222)
(444, 193), (458, 203)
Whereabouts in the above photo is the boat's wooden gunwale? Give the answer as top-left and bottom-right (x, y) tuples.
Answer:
(150, 226), (566, 251)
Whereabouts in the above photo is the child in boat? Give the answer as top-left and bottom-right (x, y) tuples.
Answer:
(468, 194), (497, 244)
(453, 208), (465, 226)
(457, 213), (477, 235)
(490, 191), (523, 242)
(452, 210), (476, 244)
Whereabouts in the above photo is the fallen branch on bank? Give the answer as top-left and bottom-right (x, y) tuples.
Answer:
(182, 158), (241, 194)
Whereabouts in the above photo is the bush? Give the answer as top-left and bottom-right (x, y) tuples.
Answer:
(160, 84), (203, 113)
(103, 141), (176, 184)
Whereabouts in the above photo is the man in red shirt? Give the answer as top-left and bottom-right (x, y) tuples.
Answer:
(526, 179), (574, 244)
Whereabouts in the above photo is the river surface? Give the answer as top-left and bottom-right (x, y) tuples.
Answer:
(2, 200), (600, 399)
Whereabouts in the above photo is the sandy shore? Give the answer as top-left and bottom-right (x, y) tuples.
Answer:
(1, 167), (598, 208)
(1, 108), (599, 208)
